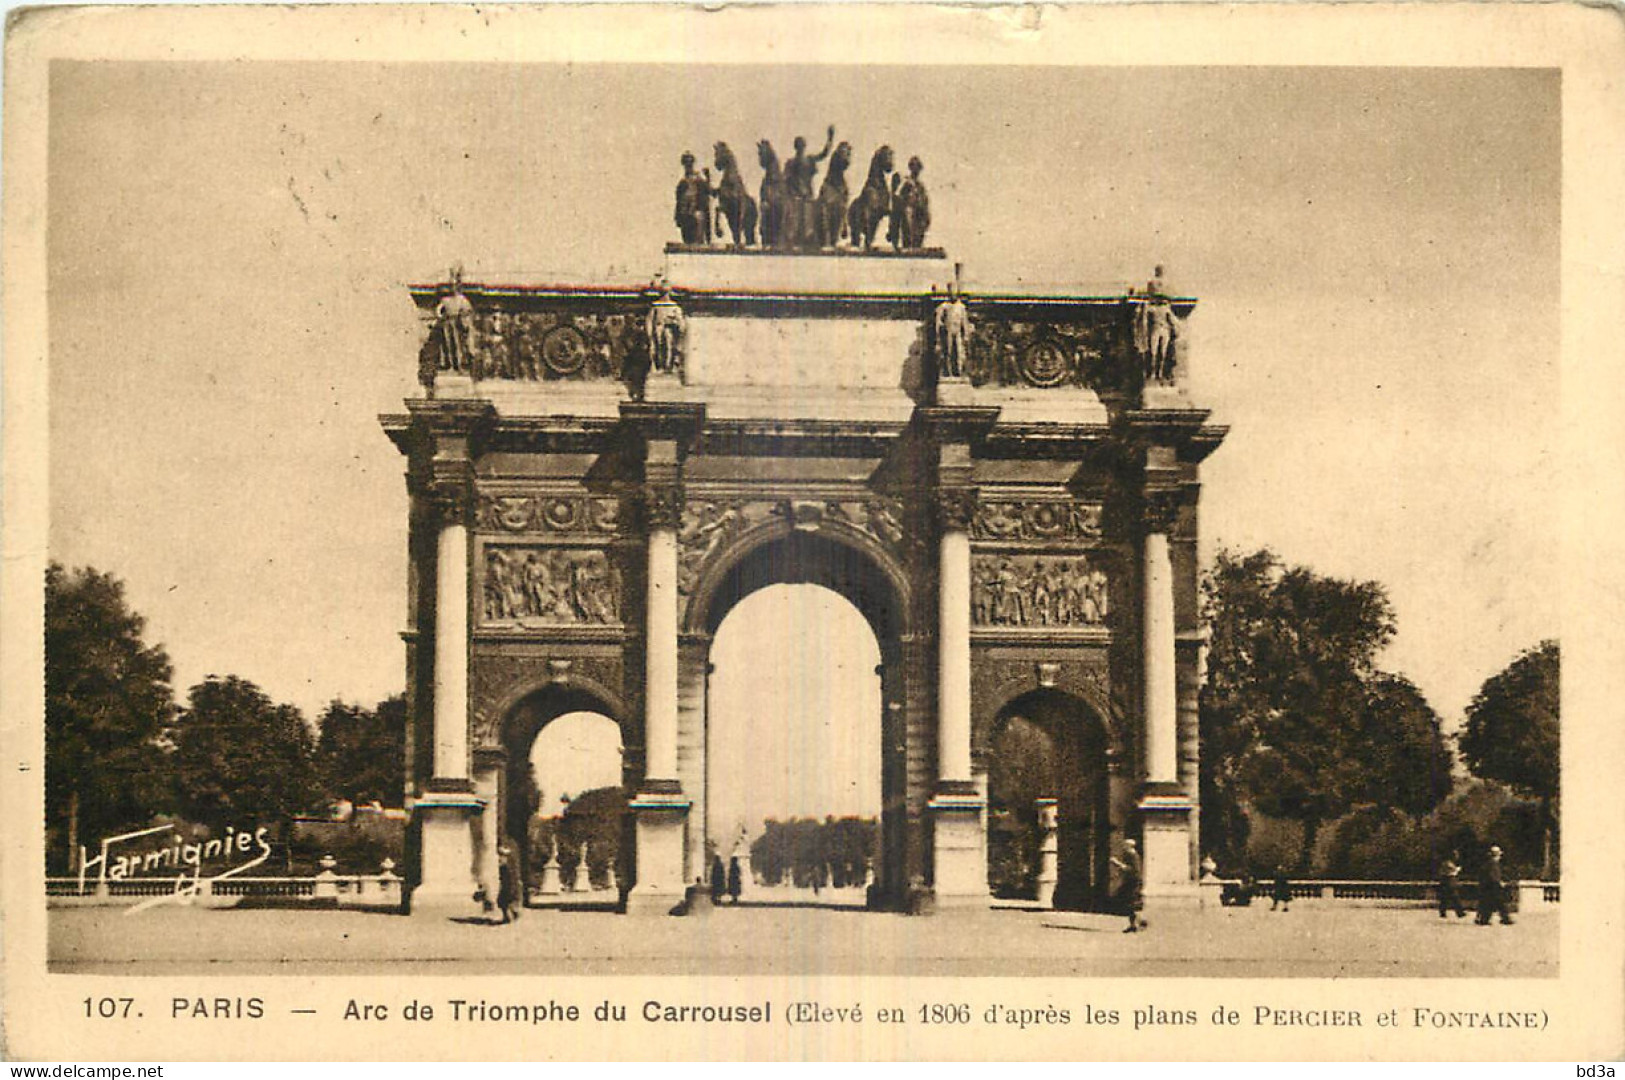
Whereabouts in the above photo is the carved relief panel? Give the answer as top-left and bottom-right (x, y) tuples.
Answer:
(476, 493), (621, 536)
(966, 317), (1131, 393)
(481, 546), (622, 627)
(469, 310), (645, 383)
(676, 495), (907, 596)
(971, 499), (1103, 544)
(971, 553), (1110, 629)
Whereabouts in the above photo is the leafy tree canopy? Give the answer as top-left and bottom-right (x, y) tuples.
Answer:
(45, 562), (175, 866)
(314, 695), (406, 808)
(168, 675), (320, 829)
(1200, 548), (1450, 869)
(1460, 640), (1559, 803)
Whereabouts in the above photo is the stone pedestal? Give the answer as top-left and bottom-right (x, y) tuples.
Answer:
(1034, 799), (1059, 909)
(538, 846), (562, 896)
(929, 788), (987, 908)
(627, 788), (690, 915)
(410, 789), (484, 916)
(1139, 794), (1199, 906)
(572, 845), (592, 893)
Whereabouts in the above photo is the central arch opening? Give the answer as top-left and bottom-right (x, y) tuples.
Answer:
(691, 526), (906, 908)
(708, 585), (881, 906)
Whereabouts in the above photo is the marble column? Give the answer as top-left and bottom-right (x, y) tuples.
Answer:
(411, 478), (484, 916)
(1138, 489), (1197, 903)
(645, 523), (679, 783)
(928, 488), (988, 907)
(433, 514), (469, 778)
(628, 483), (691, 913)
(1142, 529), (1178, 784)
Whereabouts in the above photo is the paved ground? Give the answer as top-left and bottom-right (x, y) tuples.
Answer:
(49, 893), (1556, 978)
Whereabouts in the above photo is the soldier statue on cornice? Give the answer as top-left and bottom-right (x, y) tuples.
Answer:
(645, 279), (687, 377)
(430, 265), (476, 377)
(934, 279), (971, 379)
(1134, 264), (1179, 383)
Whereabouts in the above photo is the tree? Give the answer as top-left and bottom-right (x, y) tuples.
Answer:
(168, 676), (320, 845)
(44, 563), (175, 871)
(1459, 640), (1559, 876)
(313, 695), (406, 808)
(1200, 548), (1450, 871)
(1353, 673), (1454, 816)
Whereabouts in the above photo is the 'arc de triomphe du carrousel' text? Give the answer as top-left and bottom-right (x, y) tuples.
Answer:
(383, 127), (1223, 917)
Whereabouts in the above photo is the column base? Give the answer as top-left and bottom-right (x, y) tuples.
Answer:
(626, 786), (690, 916)
(1139, 790), (1199, 907)
(409, 791), (485, 919)
(929, 789), (989, 909)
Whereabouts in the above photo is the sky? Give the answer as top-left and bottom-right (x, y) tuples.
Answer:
(47, 62), (1559, 813)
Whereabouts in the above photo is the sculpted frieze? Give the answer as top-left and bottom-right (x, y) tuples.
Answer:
(476, 493), (621, 535)
(972, 499), (1102, 544)
(676, 496), (907, 595)
(972, 554), (1110, 629)
(966, 318), (1130, 393)
(482, 546), (622, 626)
(469, 310), (643, 383)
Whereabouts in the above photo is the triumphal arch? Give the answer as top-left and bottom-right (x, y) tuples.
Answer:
(383, 165), (1224, 915)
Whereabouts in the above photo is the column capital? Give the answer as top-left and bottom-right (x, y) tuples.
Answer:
(424, 464), (475, 528)
(1144, 487), (1182, 534)
(639, 483), (685, 530)
(934, 487), (980, 532)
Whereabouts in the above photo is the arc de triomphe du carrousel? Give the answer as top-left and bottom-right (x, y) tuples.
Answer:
(381, 139), (1225, 916)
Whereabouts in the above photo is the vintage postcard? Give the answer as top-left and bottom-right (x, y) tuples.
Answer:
(2, 2), (1621, 1063)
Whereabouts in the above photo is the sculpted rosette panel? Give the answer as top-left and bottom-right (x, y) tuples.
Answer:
(971, 499), (1103, 543)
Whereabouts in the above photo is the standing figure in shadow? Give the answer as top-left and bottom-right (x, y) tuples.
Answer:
(673, 151), (712, 245)
(889, 156), (931, 250)
(757, 140), (786, 249)
(781, 125), (835, 249)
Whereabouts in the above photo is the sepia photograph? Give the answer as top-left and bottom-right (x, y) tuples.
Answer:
(3, 2), (1621, 1063)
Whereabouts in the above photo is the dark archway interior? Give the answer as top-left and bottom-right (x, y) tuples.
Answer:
(987, 689), (1110, 910)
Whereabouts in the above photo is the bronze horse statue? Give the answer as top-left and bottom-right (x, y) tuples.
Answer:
(756, 140), (786, 249)
(711, 142), (757, 248)
(814, 141), (853, 248)
(847, 145), (895, 251)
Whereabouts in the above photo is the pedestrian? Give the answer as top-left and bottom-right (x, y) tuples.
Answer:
(496, 843), (521, 924)
(1270, 864), (1292, 912)
(1475, 845), (1515, 926)
(1110, 839), (1145, 933)
(1437, 850), (1467, 919)
(710, 854), (727, 906)
(727, 855), (743, 905)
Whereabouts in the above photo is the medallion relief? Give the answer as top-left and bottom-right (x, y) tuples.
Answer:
(971, 499), (1103, 543)
(476, 493), (621, 535)
(470, 310), (643, 383)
